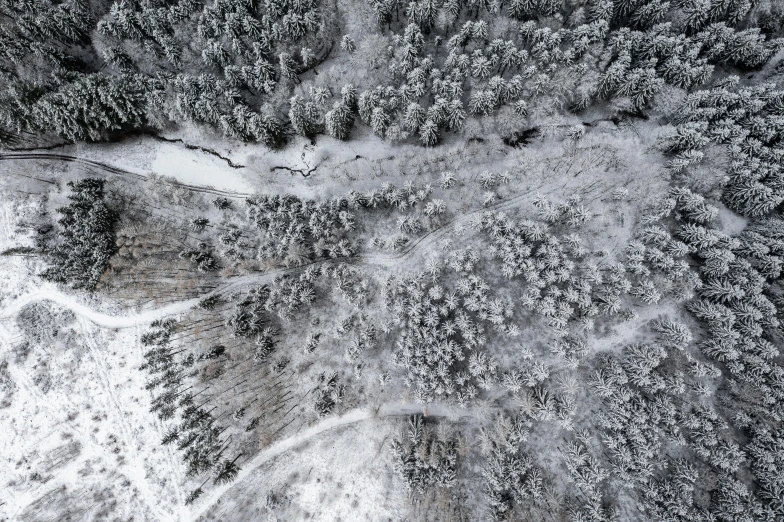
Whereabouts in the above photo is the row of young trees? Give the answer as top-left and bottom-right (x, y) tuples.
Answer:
(643, 189), (784, 420)
(245, 194), (357, 266)
(586, 338), (764, 521)
(391, 415), (459, 495)
(140, 319), (242, 506)
(561, 432), (617, 522)
(479, 412), (549, 520)
(586, 310), (782, 522)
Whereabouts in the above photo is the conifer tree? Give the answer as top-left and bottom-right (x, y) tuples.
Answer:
(41, 178), (117, 291)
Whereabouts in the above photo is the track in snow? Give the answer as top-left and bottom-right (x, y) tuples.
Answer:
(188, 401), (470, 522)
(0, 149), (610, 328)
(0, 152), (253, 199)
(0, 151), (621, 521)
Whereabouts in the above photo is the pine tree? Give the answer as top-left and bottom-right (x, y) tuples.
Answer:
(41, 178), (117, 291)
(212, 454), (242, 485)
(324, 100), (354, 140)
(341, 34), (356, 53)
(404, 102), (426, 132)
(289, 95), (322, 137)
(419, 118), (439, 146)
(279, 52), (300, 81)
(368, 106), (388, 137)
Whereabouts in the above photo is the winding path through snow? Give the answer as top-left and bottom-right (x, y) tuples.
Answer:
(1, 289), (205, 329)
(0, 149), (610, 329)
(0, 269), (301, 329)
(0, 151), (619, 522)
(188, 401), (470, 522)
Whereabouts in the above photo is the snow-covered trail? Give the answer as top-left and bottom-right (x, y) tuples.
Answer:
(188, 401), (470, 522)
(0, 271), (271, 329)
(0, 152), (254, 199)
(0, 289), (203, 328)
(77, 317), (187, 522)
(0, 266), (324, 329)
(0, 159), (613, 330)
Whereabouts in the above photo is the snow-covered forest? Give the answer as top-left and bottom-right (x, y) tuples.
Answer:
(1, 0), (784, 521)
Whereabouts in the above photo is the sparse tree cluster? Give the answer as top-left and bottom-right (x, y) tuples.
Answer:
(478, 413), (550, 521)
(266, 272), (318, 321)
(140, 319), (235, 503)
(228, 284), (278, 361)
(391, 415), (459, 496)
(312, 371), (344, 417)
(246, 194), (356, 266)
(179, 242), (220, 272)
(563, 432), (617, 522)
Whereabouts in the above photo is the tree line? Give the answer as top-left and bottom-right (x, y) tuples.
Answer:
(1, 0), (781, 147)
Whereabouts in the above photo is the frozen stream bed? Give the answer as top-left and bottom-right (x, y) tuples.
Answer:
(45, 126), (415, 196)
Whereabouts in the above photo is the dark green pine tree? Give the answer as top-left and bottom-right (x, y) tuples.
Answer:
(40, 178), (117, 291)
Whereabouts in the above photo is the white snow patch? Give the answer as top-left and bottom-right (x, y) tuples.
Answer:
(717, 204), (748, 236)
(150, 143), (255, 193)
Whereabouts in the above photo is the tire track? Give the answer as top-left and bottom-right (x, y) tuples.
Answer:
(77, 317), (178, 522)
(0, 154), (614, 328)
(0, 153), (252, 199)
(189, 401), (472, 522)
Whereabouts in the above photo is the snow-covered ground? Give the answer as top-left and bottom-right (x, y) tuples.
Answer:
(11, 126), (411, 197)
(0, 312), (187, 522)
(0, 122), (691, 522)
